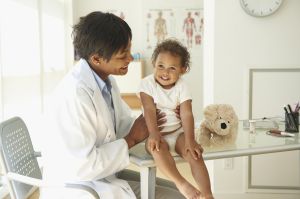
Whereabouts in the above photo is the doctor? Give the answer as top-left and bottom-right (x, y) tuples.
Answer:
(40, 11), (184, 199)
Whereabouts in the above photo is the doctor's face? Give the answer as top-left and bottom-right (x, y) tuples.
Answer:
(91, 41), (133, 80)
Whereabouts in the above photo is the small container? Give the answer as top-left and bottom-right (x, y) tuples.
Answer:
(285, 112), (299, 133)
(249, 120), (256, 134)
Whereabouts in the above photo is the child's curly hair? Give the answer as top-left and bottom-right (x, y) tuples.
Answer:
(151, 39), (190, 72)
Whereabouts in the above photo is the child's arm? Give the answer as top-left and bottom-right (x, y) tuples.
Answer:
(180, 100), (203, 159)
(140, 92), (162, 152)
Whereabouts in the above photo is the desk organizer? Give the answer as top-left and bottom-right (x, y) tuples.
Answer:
(285, 112), (299, 133)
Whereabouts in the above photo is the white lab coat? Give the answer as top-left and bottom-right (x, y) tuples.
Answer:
(40, 59), (136, 199)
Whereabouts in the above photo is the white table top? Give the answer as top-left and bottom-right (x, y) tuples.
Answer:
(130, 121), (300, 167)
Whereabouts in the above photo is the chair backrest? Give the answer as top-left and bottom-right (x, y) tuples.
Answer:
(0, 117), (42, 199)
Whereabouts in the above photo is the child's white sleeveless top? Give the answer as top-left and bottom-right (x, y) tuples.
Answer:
(137, 74), (192, 132)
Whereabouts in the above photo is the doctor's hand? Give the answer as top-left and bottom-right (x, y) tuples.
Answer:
(156, 108), (167, 131)
(124, 114), (148, 149)
(175, 105), (181, 119)
(124, 111), (167, 149)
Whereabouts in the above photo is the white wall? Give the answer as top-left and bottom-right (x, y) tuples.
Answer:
(212, 0), (300, 118)
(206, 0), (300, 195)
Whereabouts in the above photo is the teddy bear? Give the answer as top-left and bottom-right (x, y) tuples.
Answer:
(195, 104), (239, 147)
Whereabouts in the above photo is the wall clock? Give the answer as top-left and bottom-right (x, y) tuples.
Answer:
(240, 0), (283, 17)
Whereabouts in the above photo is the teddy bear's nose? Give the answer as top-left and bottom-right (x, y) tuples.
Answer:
(221, 123), (227, 129)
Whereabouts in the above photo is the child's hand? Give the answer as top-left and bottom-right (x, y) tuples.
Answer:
(147, 133), (162, 152)
(185, 141), (203, 160)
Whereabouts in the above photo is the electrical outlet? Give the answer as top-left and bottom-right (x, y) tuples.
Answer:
(223, 158), (233, 169)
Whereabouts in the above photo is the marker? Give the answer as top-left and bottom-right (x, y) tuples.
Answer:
(269, 129), (295, 137)
(280, 132), (295, 137)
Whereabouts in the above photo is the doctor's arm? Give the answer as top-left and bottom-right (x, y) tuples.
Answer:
(123, 111), (167, 149)
(117, 94), (166, 149)
(124, 114), (148, 148)
(53, 89), (134, 181)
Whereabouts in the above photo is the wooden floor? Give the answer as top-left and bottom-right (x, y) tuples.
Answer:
(4, 190), (39, 199)
(28, 190), (39, 199)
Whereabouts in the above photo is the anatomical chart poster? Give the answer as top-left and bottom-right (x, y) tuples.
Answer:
(144, 8), (203, 55)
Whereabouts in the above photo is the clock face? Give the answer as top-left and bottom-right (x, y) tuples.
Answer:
(240, 0), (283, 17)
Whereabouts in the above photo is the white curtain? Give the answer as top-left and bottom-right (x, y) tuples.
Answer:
(0, 0), (70, 150)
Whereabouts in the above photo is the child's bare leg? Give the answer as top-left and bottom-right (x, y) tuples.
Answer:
(147, 138), (201, 199)
(175, 134), (214, 199)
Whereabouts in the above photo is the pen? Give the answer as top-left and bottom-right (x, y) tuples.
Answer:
(287, 104), (293, 114)
(284, 106), (291, 125)
(284, 106), (289, 114)
(284, 106), (293, 129)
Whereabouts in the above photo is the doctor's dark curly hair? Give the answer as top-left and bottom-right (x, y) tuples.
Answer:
(151, 39), (191, 72)
(72, 11), (132, 61)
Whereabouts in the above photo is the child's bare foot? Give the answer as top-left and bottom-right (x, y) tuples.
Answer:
(200, 194), (214, 199)
(177, 181), (201, 199)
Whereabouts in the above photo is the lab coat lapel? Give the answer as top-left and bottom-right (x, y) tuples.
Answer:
(93, 90), (116, 136)
(78, 59), (116, 137)
(110, 84), (120, 132)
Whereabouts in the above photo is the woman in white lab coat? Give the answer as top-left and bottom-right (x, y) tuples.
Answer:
(40, 11), (184, 199)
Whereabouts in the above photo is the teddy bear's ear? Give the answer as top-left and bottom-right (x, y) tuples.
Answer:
(204, 104), (219, 120)
(219, 104), (238, 122)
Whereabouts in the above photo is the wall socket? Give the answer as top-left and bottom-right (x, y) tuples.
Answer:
(223, 158), (234, 169)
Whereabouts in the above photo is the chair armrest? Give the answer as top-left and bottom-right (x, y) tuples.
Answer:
(65, 183), (100, 199)
(6, 172), (58, 187)
(33, 151), (42, 158)
(6, 172), (100, 199)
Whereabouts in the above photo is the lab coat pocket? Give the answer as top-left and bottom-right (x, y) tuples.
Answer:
(106, 175), (136, 197)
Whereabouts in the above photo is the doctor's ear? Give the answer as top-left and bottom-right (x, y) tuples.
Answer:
(89, 54), (103, 66)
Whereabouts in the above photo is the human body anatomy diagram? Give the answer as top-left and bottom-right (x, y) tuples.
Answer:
(145, 9), (203, 51)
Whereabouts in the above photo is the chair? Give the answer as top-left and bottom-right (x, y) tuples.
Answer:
(0, 117), (100, 199)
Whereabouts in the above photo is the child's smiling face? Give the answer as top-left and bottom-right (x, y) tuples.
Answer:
(153, 52), (186, 89)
